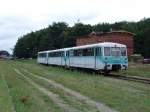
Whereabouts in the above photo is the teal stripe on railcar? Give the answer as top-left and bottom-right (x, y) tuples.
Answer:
(99, 56), (128, 64)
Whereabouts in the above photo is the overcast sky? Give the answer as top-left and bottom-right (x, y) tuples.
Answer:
(0, 0), (150, 53)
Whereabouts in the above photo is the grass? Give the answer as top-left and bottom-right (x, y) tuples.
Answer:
(0, 60), (62, 112)
(11, 59), (150, 112)
(0, 74), (13, 112)
(119, 62), (150, 78)
(0, 59), (150, 112)
(19, 69), (99, 112)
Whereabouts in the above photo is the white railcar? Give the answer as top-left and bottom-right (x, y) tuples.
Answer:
(37, 42), (128, 72)
(47, 48), (67, 66)
(37, 51), (48, 64)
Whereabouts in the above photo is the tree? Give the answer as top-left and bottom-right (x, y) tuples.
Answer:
(13, 19), (150, 58)
(71, 23), (92, 36)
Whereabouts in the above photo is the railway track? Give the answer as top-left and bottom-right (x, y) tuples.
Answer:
(65, 68), (150, 84)
(107, 74), (150, 84)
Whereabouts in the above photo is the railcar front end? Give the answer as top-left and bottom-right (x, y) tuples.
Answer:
(37, 51), (48, 64)
(101, 45), (128, 72)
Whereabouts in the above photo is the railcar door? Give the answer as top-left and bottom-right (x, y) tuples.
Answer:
(65, 50), (70, 67)
(95, 47), (102, 70)
(61, 51), (65, 66)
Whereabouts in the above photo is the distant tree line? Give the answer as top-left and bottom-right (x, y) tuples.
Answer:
(13, 18), (150, 58)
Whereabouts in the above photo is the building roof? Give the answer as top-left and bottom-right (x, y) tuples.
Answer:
(0, 50), (10, 56)
(105, 30), (135, 35)
(77, 30), (135, 39)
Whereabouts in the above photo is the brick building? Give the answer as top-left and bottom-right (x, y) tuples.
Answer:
(0, 50), (10, 59)
(76, 30), (134, 56)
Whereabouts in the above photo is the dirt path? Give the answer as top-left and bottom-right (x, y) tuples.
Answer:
(14, 68), (79, 112)
(22, 68), (118, 112)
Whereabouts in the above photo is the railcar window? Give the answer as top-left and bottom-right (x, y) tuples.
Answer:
(38, 53), (47, 57)
(74, 50), (77, 56)
(74, 49), (83, 56)
(69, 50), (74, 56)
(104, 47), (111, 56)
(66, 51), (69, 56)
(83, 48), (94, 56)
(95, 47), (101, 56)
(49, 53), (52, 57)
(73, 48), (94, 56)
(49, 52), (54, 57)
(49, 51), (62, 57)
(78, 49), (83, 56)
(62, 52), (64, 57)
(121, 47), (127, 56)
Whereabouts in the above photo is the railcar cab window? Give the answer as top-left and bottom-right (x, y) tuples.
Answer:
(104, 47), (111, 56)
(111, 47), (121, 56)
(121, 47), (127, 56)
(38, 53), (47, 58)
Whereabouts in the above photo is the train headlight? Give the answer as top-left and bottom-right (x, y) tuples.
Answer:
(124, 58), (128, 63)
(123, 65), (127, 70)
(107, 64), (110, 67)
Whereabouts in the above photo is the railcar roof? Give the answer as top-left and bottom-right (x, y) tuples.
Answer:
(38, 51), (49, 53)
(68, 42), (126, 50)
(38, 42), (126, 53)
(38, 48), (69, 53)
(47, 48), (69, 53)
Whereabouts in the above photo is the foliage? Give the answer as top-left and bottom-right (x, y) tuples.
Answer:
(13, 18), (150, 58)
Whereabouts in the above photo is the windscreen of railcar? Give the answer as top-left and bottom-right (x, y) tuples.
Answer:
(111, 47), (120, 56)
(104, 47), (127, 56)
